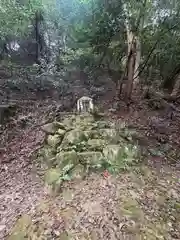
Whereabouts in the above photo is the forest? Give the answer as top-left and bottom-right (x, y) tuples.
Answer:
(0, 0), (180, 239)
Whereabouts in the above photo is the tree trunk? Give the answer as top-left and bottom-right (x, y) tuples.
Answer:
(163, 65), (180, 91)
(35, 11), (41, 64)
(133, 36), (141, 85)
(171, 73), (180, 97)
(34, 10), (45, 65)
(124, 22), (136, 102)
(125, 46), (136, 102)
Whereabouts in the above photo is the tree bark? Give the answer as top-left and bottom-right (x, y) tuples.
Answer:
(35, 11), (42, 64)
(124, 22), (136, 102)
(133, 36), (141, 85)
(125, 45), (136, 102)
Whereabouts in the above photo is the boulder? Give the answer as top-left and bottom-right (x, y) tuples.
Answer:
(75, 114), (94, 125)
(62, 129), (86, 145)
(38, 146), (56, 165)
(74, 114), (95, 130)
(41, 121), (66, 134)
(84, 130), (100, 139)
(103, 145), (122, 163)
(62, 115), (76, 130)
(87, 139), (106, 151)
(99, 128), (117, 140)
(56, 150), (79, 169)
(73, 141), (87, 152)
(56, 122), (66, 130)
(78, 151), (103, 165)
(57, 144), (76, 152)
(103, 144), (138, 167)
(57, 128), (66, 137)
(41, 122), (57, 134)
(69, 164), (85, 180)
(44, 168), (61, 185)
(47, 134), (62, 148)
(84, 130), (92, 139)
(93, 121), (111, 129)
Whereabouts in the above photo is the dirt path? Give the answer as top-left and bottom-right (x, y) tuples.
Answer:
(4, 163), (180, 240)
(0, 126), (47, 239)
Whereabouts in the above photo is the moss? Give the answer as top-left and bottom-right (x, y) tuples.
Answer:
(57, 128), (66, 137)
(44, 168), (61, 185)
(120, 198), (144, 221)
(59, 232), (72, 240)
(99, 128), (117, 140)
(174, 201), (180, 210)
(8, 215), (32, 240)
(69, 164), (85, 179)
(47, 134), (62, 148)
(87, 139), (106, 151)
(56, 151), (79, 170)
(142, 222), (168, 240)
(78, 151), (103, 165)
(62, 129), (87, 146)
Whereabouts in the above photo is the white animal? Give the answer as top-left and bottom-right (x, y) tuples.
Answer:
(77, 96), (94, 113)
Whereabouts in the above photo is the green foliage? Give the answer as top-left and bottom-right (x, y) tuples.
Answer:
(1, 0), (180, 90)
(0, 0), (56, 39)
(106, 144), (139, 174)
(0, 0), (30, 39)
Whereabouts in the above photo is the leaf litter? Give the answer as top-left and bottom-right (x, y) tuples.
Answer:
(0, 97), (180, 240)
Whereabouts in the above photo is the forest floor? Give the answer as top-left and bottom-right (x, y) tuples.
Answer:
(0, 86), (180, 239)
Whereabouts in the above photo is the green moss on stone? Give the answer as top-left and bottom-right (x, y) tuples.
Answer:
(44, 168), (61, 185)
(56, 150), (79, 169)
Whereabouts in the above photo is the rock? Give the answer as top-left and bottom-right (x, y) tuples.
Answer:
(75, 114), (94, 125)
(44, 168), (61, 185)
(38, 146), (56, 165)
(78, 151), (103, 165)
(62, 115), (76, 129)
(93, 121), (111, 129)
(91, 110), (105, 120)
(41, 122), (57, 134)
(56, 122), (66, 130)
(99, 128), (117, 140)
(41, 121), (65, 134)
(84, 130), (92, 139)
(84, 130), (100, 139)
(56, 150), (78, 169)
(58, 141), (87, 152)
(103, 144), (137, 166)
(103, 145), (122, 163)
(87, 139), (106, 151)
(47, 134), (62, 148)
(57, 128), (66, 137)
(74, 141), (87, 152)
(70, 164), (85, 179)
(174, 202), (180, 210)
(57, 144), (76, 152)
(73, 114), (95, 130)
(38, 146), (56, 158)
(61, 114), (94, 131)
(62, 129), (86, 145)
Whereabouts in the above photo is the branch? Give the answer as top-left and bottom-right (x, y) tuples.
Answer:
(133, 19), (180, 80)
